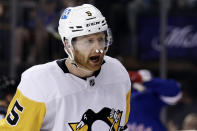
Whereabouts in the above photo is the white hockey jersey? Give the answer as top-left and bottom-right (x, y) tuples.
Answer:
(0, 56), (131, 131)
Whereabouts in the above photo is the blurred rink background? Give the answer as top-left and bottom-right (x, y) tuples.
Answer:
(0, 0), (197, 130)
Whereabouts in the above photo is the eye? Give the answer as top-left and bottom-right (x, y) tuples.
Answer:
(98, 37), (105, 45)
(88, 39), (94, 44)
(98, 37), (105, 43)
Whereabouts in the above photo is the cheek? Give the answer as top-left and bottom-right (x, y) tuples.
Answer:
(74, 44), (91, 53)
(74, 49), (89, 62)
(75, 45), (92, 56)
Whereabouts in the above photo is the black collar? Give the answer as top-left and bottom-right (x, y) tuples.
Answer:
(56, 59), (105, 80)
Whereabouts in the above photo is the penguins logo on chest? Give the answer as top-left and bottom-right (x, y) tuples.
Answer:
(68, 107), (127, 131)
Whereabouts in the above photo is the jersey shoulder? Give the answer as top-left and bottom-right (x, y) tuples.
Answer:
(103, 56), (128, 76)
(102, 56), (131, 86)
(18, 61), (62, 103)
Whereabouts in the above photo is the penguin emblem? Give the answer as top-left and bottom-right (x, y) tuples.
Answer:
(69, 107), (127, 131)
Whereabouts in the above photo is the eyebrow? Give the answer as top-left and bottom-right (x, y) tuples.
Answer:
(80, 33), (105, 39)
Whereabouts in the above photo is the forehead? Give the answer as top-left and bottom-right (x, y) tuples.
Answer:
(77, 32), (105, 40)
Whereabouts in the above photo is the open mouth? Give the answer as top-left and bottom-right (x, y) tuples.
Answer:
(89, 56), (100, 63)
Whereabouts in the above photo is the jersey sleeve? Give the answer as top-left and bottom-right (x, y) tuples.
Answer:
(125, 87), (131, 125)
(0, 88), (46, 131)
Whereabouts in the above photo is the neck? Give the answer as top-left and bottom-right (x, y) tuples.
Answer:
(65, 59), (94, 78)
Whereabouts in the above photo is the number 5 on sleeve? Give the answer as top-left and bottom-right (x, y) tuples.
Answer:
(6, 100), (24, 126)
(0, 89), (46, 131)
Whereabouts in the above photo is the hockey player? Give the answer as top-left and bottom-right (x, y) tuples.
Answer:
(127, 70), (182, 131)
(0, 4), (131, 131)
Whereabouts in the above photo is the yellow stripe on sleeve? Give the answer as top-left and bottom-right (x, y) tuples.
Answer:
(0, 89), (46, 131)
(125, 87), (131, 125)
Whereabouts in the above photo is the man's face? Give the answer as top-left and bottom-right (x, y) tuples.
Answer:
(73, 32), (106, 72)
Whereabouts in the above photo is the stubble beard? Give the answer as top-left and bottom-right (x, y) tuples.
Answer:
(74, 50), (104, 72)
